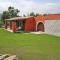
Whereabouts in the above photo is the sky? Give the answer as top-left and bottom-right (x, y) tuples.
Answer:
(0, 0), (60, 16)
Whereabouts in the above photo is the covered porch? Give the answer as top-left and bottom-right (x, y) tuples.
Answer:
(5, 17), (26, 32)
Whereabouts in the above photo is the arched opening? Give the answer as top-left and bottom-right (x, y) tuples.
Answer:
(37, 22), (44, 32)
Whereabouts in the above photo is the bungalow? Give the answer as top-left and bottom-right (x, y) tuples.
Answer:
(5, 16), (36, 32)
(5, 14), (60, 35)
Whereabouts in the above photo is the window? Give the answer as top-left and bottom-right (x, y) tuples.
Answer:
(16, 21), (23, 27)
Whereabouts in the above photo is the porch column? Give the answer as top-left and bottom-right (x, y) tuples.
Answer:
(5, 20), (7, 29)
(36, 22), (38, 31)
(10, 21), (12, 29)
(12, 21), (16, 32)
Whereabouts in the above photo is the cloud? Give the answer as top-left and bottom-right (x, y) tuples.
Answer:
(45, 3), (60, 13)
(0, 0), (60, 15)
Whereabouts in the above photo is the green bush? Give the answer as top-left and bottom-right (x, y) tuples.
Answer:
(0, 20), (3, 28)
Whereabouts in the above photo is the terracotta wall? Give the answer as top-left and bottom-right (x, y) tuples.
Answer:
(34, 16), (45, 22)
(24, 17), (36, 32)
(45, 14), (60, 20)
(34, 14), (60, 22)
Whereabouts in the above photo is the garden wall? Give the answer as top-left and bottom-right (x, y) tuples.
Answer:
(44, 20), (60, 36)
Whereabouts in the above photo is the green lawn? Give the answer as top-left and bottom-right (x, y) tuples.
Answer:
(0, 29), (60, 60)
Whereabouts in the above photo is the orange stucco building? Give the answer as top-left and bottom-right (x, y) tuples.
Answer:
(5, 14), (60, 33)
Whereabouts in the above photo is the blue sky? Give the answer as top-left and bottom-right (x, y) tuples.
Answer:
(34, 0), (60, 3)
(0, 0), (60, 16)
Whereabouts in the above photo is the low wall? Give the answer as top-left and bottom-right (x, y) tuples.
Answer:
(44, 20), (60, 36)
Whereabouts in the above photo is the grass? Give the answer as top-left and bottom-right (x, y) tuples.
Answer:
(0, 20), (2, 24)
(0, 28), (60, 60)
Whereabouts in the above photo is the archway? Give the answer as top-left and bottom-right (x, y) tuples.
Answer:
(37, 22), (44, 32)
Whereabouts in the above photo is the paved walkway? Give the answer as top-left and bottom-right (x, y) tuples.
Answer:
(30, 31), (45, 34)
(25, 31), (60, 37)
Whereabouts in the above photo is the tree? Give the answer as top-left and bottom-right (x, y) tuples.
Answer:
(35, 13), (40, 16)
(2, 6), (20, 23)
(8, 6), (20, 18)
(43, 14), (48, 16)
(29, 12), (40, 17)
(23, 14), (26, 17)
(2, 11), (11, 23)
(29, 12), (35, 16)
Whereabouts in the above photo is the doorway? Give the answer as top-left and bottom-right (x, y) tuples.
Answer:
(37, 22), (44, 32)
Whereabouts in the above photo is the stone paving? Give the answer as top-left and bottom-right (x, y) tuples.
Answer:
(0, 54), (18, 60)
